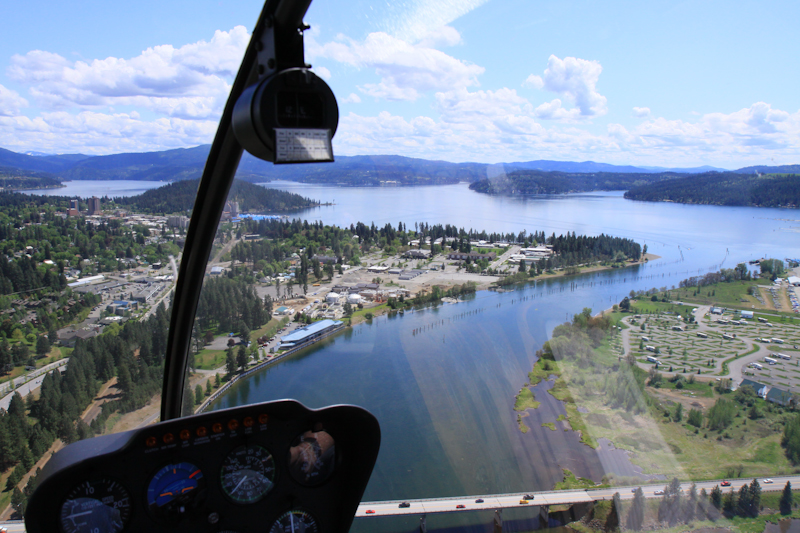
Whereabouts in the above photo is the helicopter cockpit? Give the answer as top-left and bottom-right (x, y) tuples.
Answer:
(23, 1), (381, 531)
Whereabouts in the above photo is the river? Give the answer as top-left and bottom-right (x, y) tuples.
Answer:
(210, 182), (797, 507)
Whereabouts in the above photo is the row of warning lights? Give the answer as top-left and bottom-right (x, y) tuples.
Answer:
(145, 414), (270, 447)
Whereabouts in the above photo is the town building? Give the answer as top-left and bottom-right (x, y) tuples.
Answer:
(403, 250), (430, 259)
(447, 251), (497, 262)
(87, 196), (101, 215)
(167, 216), (190, 228)
(278, 319), (344, 350)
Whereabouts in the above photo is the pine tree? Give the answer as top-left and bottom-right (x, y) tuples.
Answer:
(710, 485), (723, 512)
(685, 482), (697, 522)
(237, 345), (248, 371)
(780, 481), (793, 515)
(225, 348), (236, 375)
(749, 478), (761, 518)
(627, 487), (645, 531)
(737, 483), (750, 517)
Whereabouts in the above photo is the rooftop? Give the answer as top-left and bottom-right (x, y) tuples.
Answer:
(281, 319), (343, 343)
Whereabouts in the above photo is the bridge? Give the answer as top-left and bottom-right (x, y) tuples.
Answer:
(1, 476), (797, 532)
(354, 475), (800, 519)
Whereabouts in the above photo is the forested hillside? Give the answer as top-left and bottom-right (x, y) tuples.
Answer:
(624, 173), (800, 207)
(0, 167), (62, 190)
(114, 179), (319, 214)
(469, 170), (679, 195)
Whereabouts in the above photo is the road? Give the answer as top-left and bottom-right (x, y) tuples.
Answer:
(490, 245), (519, 271)
(0, 360), (68, 411)
(355, 475), (798, 518)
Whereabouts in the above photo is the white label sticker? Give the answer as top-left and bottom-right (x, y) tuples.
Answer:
(275, 129), (333, 163)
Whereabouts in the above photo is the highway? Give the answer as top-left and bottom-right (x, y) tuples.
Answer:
(355, 475), (800, 518)
(0, 359), (68, 411)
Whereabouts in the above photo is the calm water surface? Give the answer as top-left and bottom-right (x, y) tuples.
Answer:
(210, 181), (799, 507)
(23, 180), (165, 198)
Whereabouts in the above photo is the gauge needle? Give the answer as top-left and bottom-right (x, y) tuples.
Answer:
(232, 475), (248, 494)
(66, 510), (95, 519)
(290, 512), (295, 532)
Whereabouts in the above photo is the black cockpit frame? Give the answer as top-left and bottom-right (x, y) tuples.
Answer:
(160, 0), (314, 421)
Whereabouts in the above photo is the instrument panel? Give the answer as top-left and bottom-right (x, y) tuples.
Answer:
(25, 400), (380, 533)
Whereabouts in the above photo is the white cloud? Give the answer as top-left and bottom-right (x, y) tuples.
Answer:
(0, 110), (217, 154)
(308, 31), (484, 101)
(533, 99), (581, 121)
(7, 26), (249, 120)
(341, 93), (361, 104)
(632, 106), (651, 118)
(0, 84), (28, 116)
(330, 99), (800, 166)
(525, 55), (607, 118)
(314, 66), (331, 80)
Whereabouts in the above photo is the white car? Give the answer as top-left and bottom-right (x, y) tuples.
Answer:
(764, 479), (774, 484)
(654, 489), (665, 495)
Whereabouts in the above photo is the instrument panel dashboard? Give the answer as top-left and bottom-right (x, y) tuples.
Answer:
(25, 400), (380, 533)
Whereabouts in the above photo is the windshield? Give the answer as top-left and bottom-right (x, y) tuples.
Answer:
(1, 1), (799, 532)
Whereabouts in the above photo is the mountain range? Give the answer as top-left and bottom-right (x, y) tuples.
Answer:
(0, 144), (792, 188)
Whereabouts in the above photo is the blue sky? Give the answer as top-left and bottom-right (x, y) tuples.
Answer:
(0, 0), (798, 167)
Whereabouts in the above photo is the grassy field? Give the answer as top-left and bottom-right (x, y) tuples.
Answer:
(668, 279), (764, 308)
(519, 309), (800, 484)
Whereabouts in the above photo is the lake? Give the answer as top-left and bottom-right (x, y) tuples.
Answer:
(207, 182), (797, 508)
(23, 179), (166, 198)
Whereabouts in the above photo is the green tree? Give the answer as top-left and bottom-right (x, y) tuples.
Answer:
(215, 373), (221, 388)
(723, 488), (735, 516)
(237, 345), (248, 371)
(736, 483), (751, 517)
(195, 384), (203, 405)
(780, 481), (793, 515)
(627, 487), (645, 531)
(710, 485), (723, 513)
(206, 380), (212, 396)
(35, 335), (50, 357)
(658, 477), (683, 525)
(674, 403), (683, 422)
(225, 347), (236, 375)
(687, 408), (703, 428)
(684, 482), (697, 523)
(748, 478), (761, 518)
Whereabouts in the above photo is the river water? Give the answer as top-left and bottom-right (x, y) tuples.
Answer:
(209, 182), (798, 506)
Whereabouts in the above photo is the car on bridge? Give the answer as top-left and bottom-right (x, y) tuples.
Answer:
(399, 502), (410, 508)
(524, 494), (535, 500)
(475, 498), (484, 503)
(365, 510), (375, 514)
(520, 499), (530, 505)
(456, 504), (466, 509)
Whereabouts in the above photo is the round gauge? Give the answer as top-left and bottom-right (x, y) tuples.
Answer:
(59, 479), (131, 533)
(220, 444), (276, 504)
(146, 462), (206, 522)
(287, 429), (335, 486)
(269, 510), (319, 533)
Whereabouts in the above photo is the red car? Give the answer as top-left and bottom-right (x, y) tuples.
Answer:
(365, 510), (376, 514)
(720, 481), (731, 487)
(456, 504), (466, 509)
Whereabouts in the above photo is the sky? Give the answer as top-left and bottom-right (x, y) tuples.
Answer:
(0, 0), (798, 168)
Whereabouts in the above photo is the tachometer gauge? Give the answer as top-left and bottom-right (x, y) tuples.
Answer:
(220, 444), (276, 503)
(269, 510), (318, 533)
(59, 479), (131, 533)
(146, 462), (206, 522)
